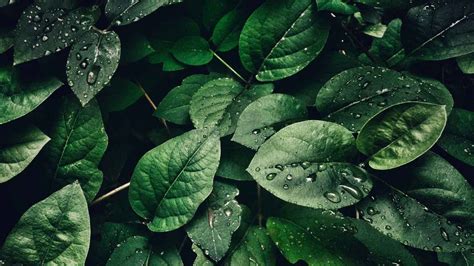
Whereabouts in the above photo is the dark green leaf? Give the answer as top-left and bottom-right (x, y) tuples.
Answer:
(192, 244), (213, 266)
(0, 28), (14, 54)
(202, 0), (239, 30)
(438, 252), (474, 266)
(128, 129), (221, 232)
(211, 8), (247, 52)
(98, 77), (143, 113)
(217, 141), (253, 181)
(171, 36), (213, 66)
(457, 53), (474, 74)
(239, 0), (330, 81)
(105, 0), (184, 26)
(120, 31), (154, 63)
(316, 0), (358, 15)
(224, 226), (276, 265)
(1, 183), (90, 265)
(355, 0), (423, 9)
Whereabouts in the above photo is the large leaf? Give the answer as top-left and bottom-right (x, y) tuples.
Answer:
(128, 129), (221, 232)
(1, 183), (90, 265)
(190, 78), (273, 136)
(186, 182), (242, 261)
(357, 180), (473, 252)
(401, 0), (474, 61)
(67, 30), (121, 106)
(42, 95), (108, 202)
(14, 5), (100, 65)
(224, 226), (276, 265)
(0, 67), (63, 125)
(232, 93), (307, 150)
(105, 0), (184, 26)
(106, 236), (183, 266)
(239, 0), (329, 81)
(316, 0), (357, 15)
(315, 66), (453, 132)
(247, 120), (373, 209)
(356, 102), (447, 170)
(355, 0), (423, 9)
(0, 124), (50, 183)
(439, 252), (474, 266)
(438, 108), (474, 166)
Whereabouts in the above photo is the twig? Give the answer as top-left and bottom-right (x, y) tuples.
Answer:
(136, 82), (171, 135)
(211, 50), (248, 83)
(257, 184), (263, 227)
(91, 182), (130, 205)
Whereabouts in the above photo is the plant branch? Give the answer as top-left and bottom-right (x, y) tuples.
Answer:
(136, 82), (171, 135)
(91, 182), (130, 205)
(257, 183), (263, 227)
(212, 50), (248, 83)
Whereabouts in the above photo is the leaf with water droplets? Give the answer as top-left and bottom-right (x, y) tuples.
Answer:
(239, 0), (330, 81)
(67, 30), (121, 106)
(248, 120), (373, 209)
(315, 66), (453, 132)
(191, 244), (214, 266)
(438, 108), (474, 167)
(13, 4), (100, 65)
(0, 67), (62, 124)
(106, 236), (183, 266)
(41, 95), (108, 202)
(401, 0), (474, 61)
(357, 102), (447, 170)
(232, 93), (307, 150)
(0, 124), (50, 183)
(128, 129), (221, 232)
(355, 0), (424, 9)
(189, 78), (273, 136)
(105, 0), (184, 26)
(186, 182), (242, 262)
(357, 179), (473, 252)
(438, 251), (474, 266)
(1, 183), (90, 265)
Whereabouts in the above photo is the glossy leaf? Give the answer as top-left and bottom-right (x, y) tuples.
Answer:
(438, 108), (474, 166)
(186, 182), (242, 261)
(402, 0), (474, 61)
(357, 102), (447, 170)
(457, 53), (474, 74)
(105, 0), (184, 26)
(42, 95), (108, 202)
(211, 8), (247, 52)
(106, 236), (183, 266)
(192, 244), (213, 266)
(248, 120), (373, 209)
(14, 5), (100, 65)
(232, 94), (307, 150)
(1, 183), (90, 265)
(0, 125), (50, 183)
(202, 0), (239, 30)
(0, 67), (63, 125)
(128, 129), (221, 232)
(239, 0), (330, 81)
(171, 36), (213, 66)
(316, 0), (357, 15)
(316, 66), (453, 132)
(67, 30), (121, 106)
(98, 77), (143, 112)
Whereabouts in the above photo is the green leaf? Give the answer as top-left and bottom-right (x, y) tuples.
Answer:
(186, 182), (242, 261)
(106, 236), (183, 266)
(0, 124), (50, 183)
(192, 244), (214, 266)
(239, 0), (330, 81)
(98, 77), (143, 113)
(232, 93), (307, 150)
(1, 183), (90, 265)
(224, 226), (276, 265)
(217, 141), (253, 181)
(211, 8), (247, 52)
(105, 0), (184, 26)
(155, 73), (223, 125)
(316, 0), (358, 15)
(438, 108), (474, 166)
(438, 252), (474, 266)
(14, 5), (100, 65)
(120, 31), (154, 63)
(357, 180), (473, 253)
(457, 53), (474, 74)
(190, 78), (273, 136)
(0, 67), (63, 125)
(128, 129), (221, 232)
(316, 66), (453, 132)
(42, 95), (108, 202)
(0, 28), (14, 54)
(202, 0), (239, 30)
(248, 120), (373, 209)
(362, 23), (387, 38)
(355, 0), (422, 9)
(171, 36), (213, 66)
(356, 102), (447, 170)
(67, 30), (121, 106)
(402, 0), (474, 61)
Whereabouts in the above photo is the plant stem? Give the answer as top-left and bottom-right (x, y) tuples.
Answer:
(136, 82), (171, 135)
(91, 182), (130, 205)
(257, 184), (263, 227)
(212, 50), (248, 83)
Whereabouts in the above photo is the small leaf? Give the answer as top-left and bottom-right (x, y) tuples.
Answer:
(239, 0), (330, 81)
(98, 77), (143, 113)
(0, 124), (50, 183)
(171, 36), (213, 66)
(211, 8), (248, 52)
(438, 108), (474, 166)
(105, 0), (184, 26)
(217, 141), (254, 181)
(0, 67), (63, 125)
(120, 30), (154, 63)
(192, 244), (214, 266)
(202, 0), (239, 30)
(0, 28), (14, 54)
(1, 183), (90, 265)
(128, 129), (221, 232)
(106, 236), (183, 266)
(67, 30), (121, 106)
(232, 93), (307, 150)
(316, 66), (453, 132)
(224, 226), (276, 265)
(41, 95), (108, 202)
(248, 120), (373, 209)
(457, 53), (474, 74)
(316, 0), (358, 15)
(356, 102), (447, 170)
(14, 4), (100, 65)
(186, 182), (242, 261)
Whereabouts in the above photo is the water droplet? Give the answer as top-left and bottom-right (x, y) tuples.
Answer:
(433, 246), (442, 252)
(339, 184), (362, 200)
(290, 162), (298, 167)
(266, 173), (276, 180)
(300, 161), (311, 169)
(324, 191), (341, 203)
(87, 66), (100, 85)
(255, 167), (260, 172)
(318, 164), (327, 171)
(283, 184), (289, 190)
(352, 113), (361, 119)
(80, 59), (88, 69)
(385, 225), (392, 230)
(305, 174), (316, 182)
(440, 228), (449, 241)
(275, 164), (284, 171)
(224, 208), (232, 217)
(44, 50), (51, 56)
(252, 129), (260, 135)
(367, 207), (378, 215)
(286, 174), (293, 181)
(33, 14), (41, 22)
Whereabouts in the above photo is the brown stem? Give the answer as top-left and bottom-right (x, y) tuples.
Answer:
(91, 182), (130, 205)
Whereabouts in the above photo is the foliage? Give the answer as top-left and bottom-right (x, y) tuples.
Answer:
(0, 0), (473, 265)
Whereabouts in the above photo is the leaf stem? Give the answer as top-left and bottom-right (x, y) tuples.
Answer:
(257, 183), (263, 227)
(91, 182), (130, 205)
(136, 82), (171, 135)
(211, 50), (248, 84)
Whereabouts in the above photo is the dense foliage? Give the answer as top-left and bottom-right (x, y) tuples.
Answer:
(1, 0), (474, 265)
